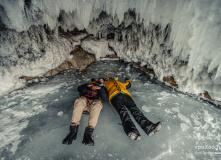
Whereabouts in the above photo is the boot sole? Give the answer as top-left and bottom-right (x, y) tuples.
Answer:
(128, 132), (141, 141)
(62, 136), (77, 145)
(148, 122), (162, 136)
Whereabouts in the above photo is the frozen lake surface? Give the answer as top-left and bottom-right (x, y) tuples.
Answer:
(1, 60), (221, 160)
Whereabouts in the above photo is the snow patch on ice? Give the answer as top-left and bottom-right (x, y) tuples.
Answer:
(161, 143), (167, 149)
(180, 123), (189, 131)
(164, 109), (173, 114)
(25, 83), (65, 96)
(160, 91), (171, 97)
(108, 153), (113, 157)
(142, 105), (151, 113)
(57, 111), (63, 116)
(203, 109), (214, 123)
(1, 103), (47, 154)
(186, 153), (195, 160)
(177, 113), (191, 124)
(171, 107), (191, 124)
(167, 126), (171, 130)
(172, 107), (179, 113)
(193, 119), (201, 126)
(0, 79), (67, 154)
(144, 83), (150, 86)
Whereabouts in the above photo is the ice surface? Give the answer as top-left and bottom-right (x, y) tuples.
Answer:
(0, 60), (220, 159)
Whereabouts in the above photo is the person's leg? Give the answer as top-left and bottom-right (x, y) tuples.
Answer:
(62, 96), (88, 145)
(122, 95), (154, 133)
(71, 96), (88, 125)
(82, 99), (103, 146)
(111, 94), (141, 139)
(87, 99), (103, 128)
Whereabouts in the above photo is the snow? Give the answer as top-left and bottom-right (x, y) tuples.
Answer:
(180, 123), (190, 131)
(0, 60), (221, 159)
(81, 37), (115, 60)
(0, 93), (47, 154)
(142, 105), (151, 113)
(0, 0), (221, 102)
(57, 111), (64, 116)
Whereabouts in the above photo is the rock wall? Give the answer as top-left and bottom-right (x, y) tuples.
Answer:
(20, 47), (95, 81)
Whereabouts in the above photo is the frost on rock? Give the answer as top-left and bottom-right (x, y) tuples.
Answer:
(0, 0), (221, 102)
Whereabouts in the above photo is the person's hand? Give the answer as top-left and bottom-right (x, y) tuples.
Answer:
(87, 84), (93, 88)
(92, 86), (101, 90)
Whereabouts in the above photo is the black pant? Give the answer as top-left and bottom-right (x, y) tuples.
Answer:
(111, 94), (153, 136)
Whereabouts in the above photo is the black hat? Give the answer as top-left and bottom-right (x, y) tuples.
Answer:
(91, 78), (96, 82)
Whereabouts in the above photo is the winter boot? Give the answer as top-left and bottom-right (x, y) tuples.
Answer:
(128, 132), (141, 140)
(147, 122), (162, 136)
(62, 125), (78, 145)
(82, 127), (94, 146)
(121, 121), (141, 140)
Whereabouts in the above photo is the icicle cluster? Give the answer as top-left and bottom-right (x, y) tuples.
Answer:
(0, 0), (221, 101)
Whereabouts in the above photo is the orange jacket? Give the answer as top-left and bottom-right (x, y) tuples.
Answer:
(105, 77), (131, 103)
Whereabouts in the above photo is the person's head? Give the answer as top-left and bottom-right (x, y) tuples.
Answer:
(98, 78), (104, 84)
(96, 78), (105, 86)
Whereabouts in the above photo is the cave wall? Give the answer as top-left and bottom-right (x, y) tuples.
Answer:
(0, 0), (221, 103)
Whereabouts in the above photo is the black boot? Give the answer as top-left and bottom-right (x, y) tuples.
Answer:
(122, 121), (141, 140)
(82, 127), (94, 146)
(62, 125), (78, 145)
(146, 122), (162, 136)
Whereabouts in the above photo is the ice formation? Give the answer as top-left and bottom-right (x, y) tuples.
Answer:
(1, 60), (221, 159)
(0, 0), (221, 101)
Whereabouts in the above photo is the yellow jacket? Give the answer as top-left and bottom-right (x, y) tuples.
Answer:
(105, 77), (131, 103)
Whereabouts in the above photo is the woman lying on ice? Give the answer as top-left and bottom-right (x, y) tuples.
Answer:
(62, 78), (108, 146)
(104, 77), (162, 140)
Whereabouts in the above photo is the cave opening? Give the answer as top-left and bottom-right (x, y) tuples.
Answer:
(1, 1), (221, 159)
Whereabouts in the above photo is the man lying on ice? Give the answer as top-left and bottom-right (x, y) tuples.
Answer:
(104, 77), (162, 140)
(62, 78), (108, 146)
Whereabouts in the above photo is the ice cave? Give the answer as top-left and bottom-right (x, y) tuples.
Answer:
(0, 0), (221, 159)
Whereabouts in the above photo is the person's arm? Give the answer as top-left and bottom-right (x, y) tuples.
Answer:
(77, 83), (89, 96)
(98, 87), (109, 101)
(124, 78), (131, 89)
